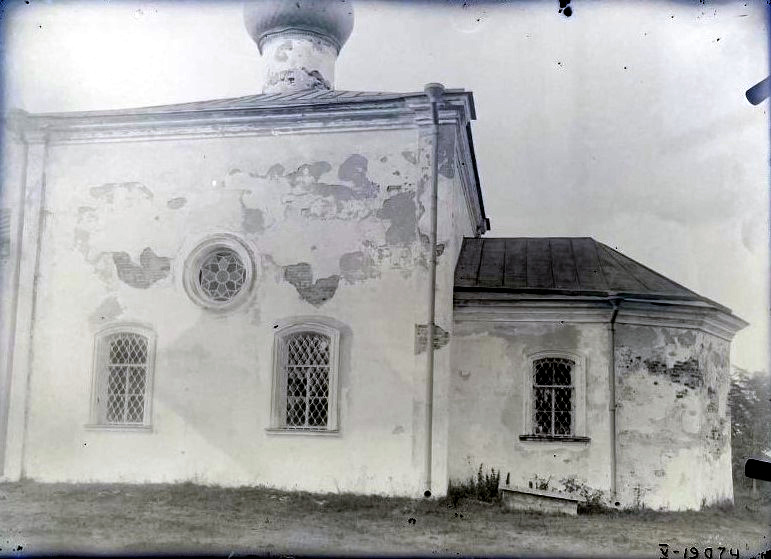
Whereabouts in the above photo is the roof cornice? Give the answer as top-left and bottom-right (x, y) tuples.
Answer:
(5, 91), (477, 145)
(453, 295), (748, 342)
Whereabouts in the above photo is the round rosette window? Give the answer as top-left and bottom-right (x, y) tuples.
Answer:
(184, 235), (255, 310)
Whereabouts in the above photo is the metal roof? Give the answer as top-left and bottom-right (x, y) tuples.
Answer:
(454, 237), (729, 310)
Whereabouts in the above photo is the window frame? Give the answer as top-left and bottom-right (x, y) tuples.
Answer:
(87, 324), (157, 430)
(182, 233), (255, 312)
(269, 321), (341, 434)
(520, 350), (588, 442)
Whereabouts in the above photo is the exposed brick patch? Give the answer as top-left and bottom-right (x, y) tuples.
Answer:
(284, 263), (340, 306)
(643, 357), (702, 389)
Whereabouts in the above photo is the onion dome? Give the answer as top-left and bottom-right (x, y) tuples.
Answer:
(244, 0), (354, 54)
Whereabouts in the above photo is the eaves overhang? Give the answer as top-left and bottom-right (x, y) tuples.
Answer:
(453, 292), (749, 342)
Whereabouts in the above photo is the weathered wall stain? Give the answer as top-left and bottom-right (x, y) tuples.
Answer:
(249, 163), (285, 179)
(89, 182), (153, 202)
(284, 262), (340, 306)
(401, 151), (417, 165)
(88, 296), (124, 325)
(376, 192), (417, 245)
(241, 207), (265, 234)
(339, 251), (379, 283)
(437, 129), (456, 179)
(112, 247), (171, 288)
(166, 197), (187, 210)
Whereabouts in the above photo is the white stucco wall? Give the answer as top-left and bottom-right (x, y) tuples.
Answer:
(614, 324), (733, 510)
(448, 320), (613, 497)
(4, 122), (476, 496)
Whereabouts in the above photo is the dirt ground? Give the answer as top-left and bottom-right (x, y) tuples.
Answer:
(0, 482), (768, 557)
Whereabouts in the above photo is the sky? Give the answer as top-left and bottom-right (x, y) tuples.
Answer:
(3, 0), (769, 372)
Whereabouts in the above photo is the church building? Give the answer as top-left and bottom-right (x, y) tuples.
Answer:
(0, 0), (747, 511)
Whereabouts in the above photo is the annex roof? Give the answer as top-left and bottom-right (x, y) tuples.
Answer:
(454, 237), (731, 312)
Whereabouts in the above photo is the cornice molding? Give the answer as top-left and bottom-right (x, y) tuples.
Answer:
(5, 92), (476, 145)
(453, 295), (748, 341)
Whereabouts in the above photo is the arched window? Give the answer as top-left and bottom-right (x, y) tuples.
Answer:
(90, 325), (156, 428)
(532, 357), (575, 436)
(271, 322), (340, 433)
(521, 351), (588, 442)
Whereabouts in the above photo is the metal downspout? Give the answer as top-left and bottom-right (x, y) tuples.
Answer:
(423, 82), (444, 498)
(608, 297), (622, 503)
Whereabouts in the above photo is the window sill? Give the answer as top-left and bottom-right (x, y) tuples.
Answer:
(84, 424), (153, 432)
(265, 428), (340, 437)
(519, 435), (590, 443)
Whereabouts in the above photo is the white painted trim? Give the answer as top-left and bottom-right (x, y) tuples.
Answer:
(88, 324), (158, 429)
(270, 319), (341, 433)
(521, 350), (587, 439)
(264, 428), (341, 437)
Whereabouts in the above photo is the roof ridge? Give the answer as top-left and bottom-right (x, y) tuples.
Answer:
(596, 241), (722, 306)
(597, 242), (650, 292)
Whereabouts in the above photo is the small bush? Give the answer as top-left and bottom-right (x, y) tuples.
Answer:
(447, 464), (501, 507)
(560, 476), (609, 514)
(529, 474), (551, 491)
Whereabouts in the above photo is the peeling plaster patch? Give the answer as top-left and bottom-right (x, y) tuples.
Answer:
(242, 207), (265, 234)
(249, 163), (285, 179)
(377, 192), (417, 245)
(415, 323), (450, 354)
(315, 182), (377, 202)
(339, 251), (379, 283)
(112, 248), (171, 289)
(338, 154), (379, 198)
(302, 67), (331, 90)
(419, 232), (446, 258)
(401, 151), (417, 165)
(166, 197), (187, 210)
(274, 40), (292, 62)
(643, 357), (702, 389)
(287, 162), (332, 188)
(392, 425), (405, 435)
(89, 182), (153, 203)
(284, 262), (340, 306)
(89, 296), (124, 325)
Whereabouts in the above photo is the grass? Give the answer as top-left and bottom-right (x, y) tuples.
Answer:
(0, 481), (768, 557)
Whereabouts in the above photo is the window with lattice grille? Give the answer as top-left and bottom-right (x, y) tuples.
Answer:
(271, 322), (340, 433)
(532, 357), (575, 437)
(91, 327), (155, 427)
